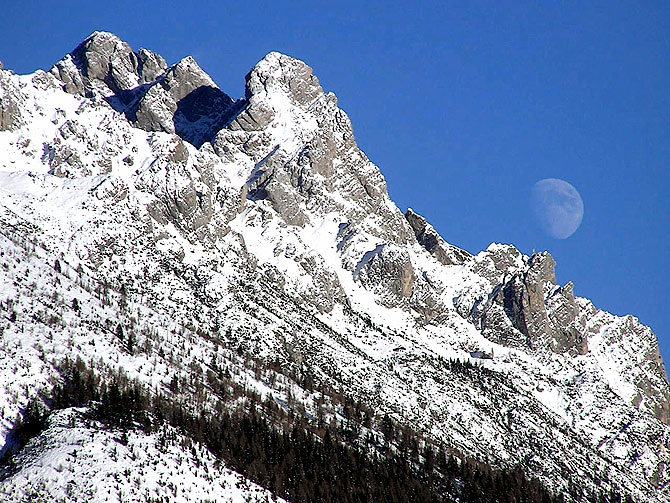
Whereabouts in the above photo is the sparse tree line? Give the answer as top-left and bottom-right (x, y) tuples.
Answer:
(1, 356), (635, 503)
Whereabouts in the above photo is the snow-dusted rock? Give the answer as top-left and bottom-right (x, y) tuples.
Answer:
(405, 208), (471, 265)
(0, 69), (25, 131)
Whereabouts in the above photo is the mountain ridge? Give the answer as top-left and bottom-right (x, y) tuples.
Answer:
(0, 32), (669, 502)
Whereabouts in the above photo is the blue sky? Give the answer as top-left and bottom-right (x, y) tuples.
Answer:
(2, 1), (668, 363)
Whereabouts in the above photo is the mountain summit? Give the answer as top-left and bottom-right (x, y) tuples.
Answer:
(1, 33), (669, 502)
(51, 31), (240, 147)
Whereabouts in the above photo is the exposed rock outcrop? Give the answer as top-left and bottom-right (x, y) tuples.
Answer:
(355, 244), (415, 307)
(216, 52), (414, 242)
(405, 208), (471, 265)
(0, 69), (24, 131)
(465, 251), (585, 354)
(212, 52), (421, 309)
(51, 31), (155, 96)
(501, 255), (582, 354)
(455, 245), (670, 425)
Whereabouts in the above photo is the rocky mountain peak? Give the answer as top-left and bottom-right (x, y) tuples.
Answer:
(166, 57), (216, 100)
(69, 31), (169, 89)
(51, 32), (238, 147)
(131, 55), (238, 147)
(245, 52), (323, 108)
(58, 31), (149, 95)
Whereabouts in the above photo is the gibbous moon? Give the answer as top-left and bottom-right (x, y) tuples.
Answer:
(531, 178), (584, 239)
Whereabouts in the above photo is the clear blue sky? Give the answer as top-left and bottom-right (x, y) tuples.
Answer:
(2, 1), (668, 364)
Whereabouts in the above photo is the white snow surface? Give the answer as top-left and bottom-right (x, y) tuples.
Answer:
(1, 408), (286, 503)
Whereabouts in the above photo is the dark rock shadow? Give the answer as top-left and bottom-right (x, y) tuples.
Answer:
(102, 83), (244, 148)
(174, 86), (243, 148)
(103, 84), (152, 121)
(177, 86), (227, 122)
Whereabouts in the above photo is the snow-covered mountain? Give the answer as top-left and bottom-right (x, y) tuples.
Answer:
(1, 32), (669, 502)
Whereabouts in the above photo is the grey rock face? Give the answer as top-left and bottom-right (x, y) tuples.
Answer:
(50, 55), (86, 95)
(471, 244), (525, 285)
(138, 48), (168, 84)
(503, 253), (586, 354)
(0, 69), (25, 131)
(294, 251), (348, 314)
(134, 138), (227, 244)
(221, 52), (416, 246)
(470, 251), (585, 354)
(69, 31), (143, 95)
(405, 208), (471, 265)
(453, 245), (528, 347)
(355, 245), (415, 307)
(222, 51), (325, 137)
(63, 31), (167, 94)
(245, 52), (323, 108)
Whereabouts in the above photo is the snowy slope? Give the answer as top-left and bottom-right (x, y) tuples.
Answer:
(1, 408), (285, 503)
(1, 32), (669, 501)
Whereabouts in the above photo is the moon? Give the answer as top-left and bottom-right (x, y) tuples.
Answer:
(530, 178), (584, 239)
